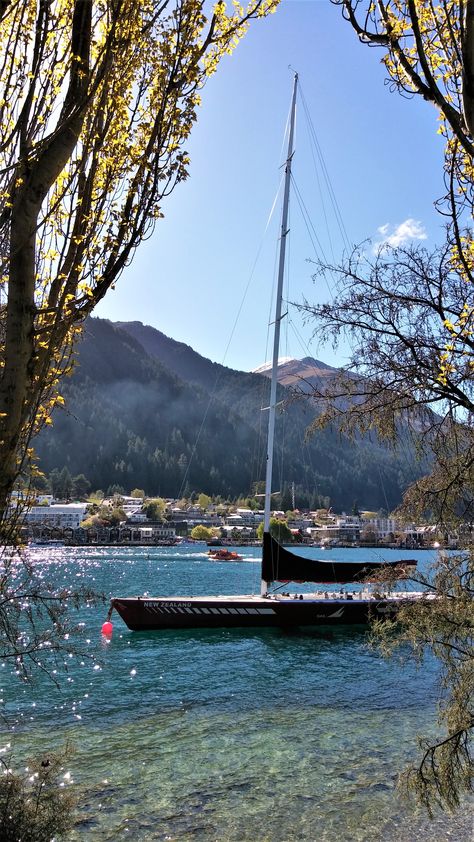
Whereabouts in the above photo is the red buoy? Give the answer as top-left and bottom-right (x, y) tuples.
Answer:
(101, 620), (113, 636)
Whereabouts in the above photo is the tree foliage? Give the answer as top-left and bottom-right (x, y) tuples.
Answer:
(81, 503), (125, 527)
(143, 497), (167, 521)
(302, 265), (474, 819)
(257, 517), (292, 543)
(0, 748), (75, 842)
(197, 492), (212, 510)
(334, 1), (473, 214)
(332, 0), (474, 385)
(0, 0), (278, 524)
(190, 524), (214, 540)
(298, 0), (474, 813)
(0, 546), (96, 678)
(371, 552), (474, 816)
(304, 243), (473, 447)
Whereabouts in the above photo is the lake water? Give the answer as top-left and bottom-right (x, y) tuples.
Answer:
(2, 545), (472, 840)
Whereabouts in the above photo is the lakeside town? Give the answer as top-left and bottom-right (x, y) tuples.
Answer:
(23, 491), (460, 550)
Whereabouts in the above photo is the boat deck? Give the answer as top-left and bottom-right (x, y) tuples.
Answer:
(123, 590), (428, 604)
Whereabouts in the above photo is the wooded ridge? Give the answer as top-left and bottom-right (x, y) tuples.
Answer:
(35, 318), (429, 510)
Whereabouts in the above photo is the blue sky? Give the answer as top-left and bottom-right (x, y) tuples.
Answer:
(96, 0), (444, 372)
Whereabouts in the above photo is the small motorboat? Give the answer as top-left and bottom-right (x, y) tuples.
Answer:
(208, 548), (243, 561)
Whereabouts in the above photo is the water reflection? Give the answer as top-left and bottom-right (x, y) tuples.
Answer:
(2, 545), (470, 839)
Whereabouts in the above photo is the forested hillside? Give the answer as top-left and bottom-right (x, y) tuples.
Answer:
(35, 318), (429, 510)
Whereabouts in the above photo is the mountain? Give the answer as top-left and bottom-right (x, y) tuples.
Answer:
(253, 356), (342, 390)
(115, 321), (225, 392)
(35, 319), (259, 499)
(253, 356), (361, 411)
(35, 318), (429, 510)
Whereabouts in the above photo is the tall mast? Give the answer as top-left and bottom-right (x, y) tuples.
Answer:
(262, 73), (298, 595)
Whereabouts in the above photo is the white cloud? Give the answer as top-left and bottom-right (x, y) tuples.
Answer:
(374, 218), (427, 252)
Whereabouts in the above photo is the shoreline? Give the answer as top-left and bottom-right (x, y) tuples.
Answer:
(27, 539), (439, 551)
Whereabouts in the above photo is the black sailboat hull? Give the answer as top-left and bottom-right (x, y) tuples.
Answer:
(110, 593), (420, 631)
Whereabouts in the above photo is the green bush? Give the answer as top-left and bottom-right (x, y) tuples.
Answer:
(0, 751), (75, 842)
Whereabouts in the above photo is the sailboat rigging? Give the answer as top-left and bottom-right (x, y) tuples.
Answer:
(106, 74), (425, 632)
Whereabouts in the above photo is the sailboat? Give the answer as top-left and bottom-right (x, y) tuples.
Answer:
(106, 75), (424, 632)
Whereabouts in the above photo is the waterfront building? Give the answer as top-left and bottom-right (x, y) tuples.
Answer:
(26, 503), (88, 529)
(309, 522), (360, 544)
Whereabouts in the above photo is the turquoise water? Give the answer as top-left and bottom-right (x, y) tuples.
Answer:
(2, 545), (472, 840)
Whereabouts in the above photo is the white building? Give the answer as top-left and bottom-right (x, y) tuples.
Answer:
(127, 510), (148, 522)
(225, 510), (264, 528)
(336, 515), (361, 527)
(361, 517), (401, 537)
(134, 523), (176, 542)
(26, 503), (88, 529)
(235, 508), (264, 525)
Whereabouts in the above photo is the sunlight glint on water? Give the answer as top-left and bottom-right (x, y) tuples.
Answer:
(3, 545), (472, 840)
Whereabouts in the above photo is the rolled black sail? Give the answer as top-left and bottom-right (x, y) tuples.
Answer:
(262, 533), (416, 585)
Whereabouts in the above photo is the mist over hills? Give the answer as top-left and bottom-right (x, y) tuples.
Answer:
(35, 318), (428, 510)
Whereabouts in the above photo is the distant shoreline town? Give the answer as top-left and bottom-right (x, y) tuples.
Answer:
(22, 493), (460, 550)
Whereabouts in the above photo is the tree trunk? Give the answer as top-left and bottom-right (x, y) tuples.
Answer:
(0, 0), (92, 521)
(0, 180), (37, 520)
